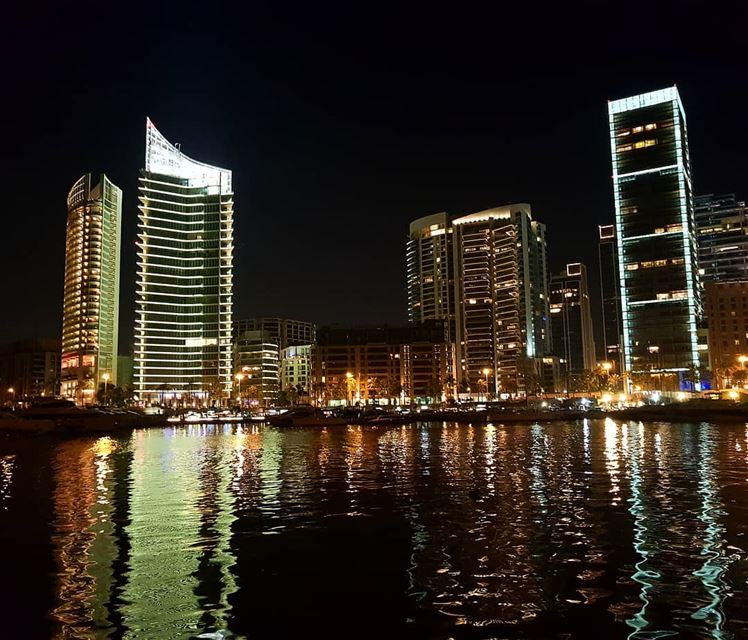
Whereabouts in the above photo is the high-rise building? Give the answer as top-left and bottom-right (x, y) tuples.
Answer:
(61, 174), (122, 403)
(406, 213), (456, 344)
(608, 87), (700, 386)
(232, 318), (315, 350)
(598, 224), (623, 373)
(452, 204), (550, 395)
(695, 193), (748, 283)
(134, 119), (234, 405)
(549, 263), (596, 374)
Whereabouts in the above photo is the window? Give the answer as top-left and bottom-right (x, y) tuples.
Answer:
(645, 123), (657, 131)
(633, 139), (657, 149)
(617, 144), (633, 152)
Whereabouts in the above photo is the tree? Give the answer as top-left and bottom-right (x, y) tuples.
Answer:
(426, 377), (442, 403)
(383, 375), (403, 405)
(519, 357), (542, 396)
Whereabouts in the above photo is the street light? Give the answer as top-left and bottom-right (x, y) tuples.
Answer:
(235, 373), (244, 406)
(482, 368), (491, 401)
(7, 387), (14, 406)
(102, 373), (110, 405)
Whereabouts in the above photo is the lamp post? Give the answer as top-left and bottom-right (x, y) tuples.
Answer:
(7, 387), (14, 407)
(482, 367), (491, 402)
(737, 355), (748, 389)
(346, 372), (354, 406)
(102, 373), (110, 405)
(235, 373), (244, 407)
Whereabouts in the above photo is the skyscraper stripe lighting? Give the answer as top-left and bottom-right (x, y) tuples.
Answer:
(134, 119), (234, 404)
(608, 86), (700, 380)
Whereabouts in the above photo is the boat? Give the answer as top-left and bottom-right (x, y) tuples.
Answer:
(266, 407), (348, 427)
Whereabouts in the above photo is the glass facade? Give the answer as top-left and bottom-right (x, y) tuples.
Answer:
(134, 119), (233, 404)
(695, 193), (748, 283)
(598, 224), (623, 372)
(549, 263), (596, 374)
(608, 87), (700, 377)
(61, 174), (121, 403)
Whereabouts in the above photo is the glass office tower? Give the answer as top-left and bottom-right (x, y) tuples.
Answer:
(549, 263), (596, 374)
(608, 87), (700, 384)
(61, 174), (122, 404)
(134, 119), (234, 405)
(598, 224), (623, 373)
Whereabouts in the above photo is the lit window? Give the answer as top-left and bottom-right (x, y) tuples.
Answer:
(617, 144), (633, 152)
(645, 123), (657, 131)
(632, 126), (644, 134)
(626, 263), (639, 271)
(618, 129), (631, 137)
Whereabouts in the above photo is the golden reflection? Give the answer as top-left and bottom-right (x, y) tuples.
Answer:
(604, 417), (621, 505)
(0, 454), (15, 510)
(50, 439), (113, 636)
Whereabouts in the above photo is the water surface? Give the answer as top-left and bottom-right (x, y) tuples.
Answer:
(2, 420), (748, 639)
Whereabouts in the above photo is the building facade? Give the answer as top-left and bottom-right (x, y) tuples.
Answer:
(134, 119), (234, 405)
(0, 339), (61, 400)
(232, 318), (315, 350)
(550, 263), (596, 374)
(279, 344), (312, 397)
(695, 193), (748, 283)
(608, 87), (700, 387)
(312, 321), (452, 405)
(234, 330), (279, 406)
(451, 204), (550, 395)
(61, 174), (122, 403)
(703, 281), (748, 387)
(598, 224), (623, 373)
(406, 213), (456, 346)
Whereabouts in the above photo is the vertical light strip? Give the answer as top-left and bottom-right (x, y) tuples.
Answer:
(672, 98), (700, 368)
(608, 106), (632, 374)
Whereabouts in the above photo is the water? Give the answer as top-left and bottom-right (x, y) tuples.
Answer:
(2, 420), (748, 639)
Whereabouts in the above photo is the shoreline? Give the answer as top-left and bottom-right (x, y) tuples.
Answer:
(3, 404), (748, 436)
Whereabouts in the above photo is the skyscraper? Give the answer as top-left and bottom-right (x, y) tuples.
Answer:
(61, 174), (121, 403)
(452, 204), (550, 395)
(550, 263), (596, 374)
(695, 193), (748, 283)
(134, 119), (234, 405)
(598, 224), (623, 372)
(406, 213), (456, 344)
(608, 87), (700, 386)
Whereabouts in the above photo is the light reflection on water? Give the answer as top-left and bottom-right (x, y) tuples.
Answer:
(2, 420), (748, 638)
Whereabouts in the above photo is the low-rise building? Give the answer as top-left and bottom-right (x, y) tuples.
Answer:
(0, 339), (61, 400)
(312, 320), (452, 405)
(280, 344), (312, 397)
(234, 330), (279, 406)
(704, 281), (748, 388)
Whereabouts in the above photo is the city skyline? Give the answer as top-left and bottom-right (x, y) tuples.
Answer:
(2, 3), (746, 347)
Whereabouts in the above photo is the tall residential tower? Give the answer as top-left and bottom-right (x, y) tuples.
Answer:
(134, 119), (234, 404)
(452, 204), (550, 394)
(61, 174), (122, 403)
(608, 87), (700, 386)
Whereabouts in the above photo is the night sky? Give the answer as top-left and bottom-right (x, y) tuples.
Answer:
(2, 1), (747, 353)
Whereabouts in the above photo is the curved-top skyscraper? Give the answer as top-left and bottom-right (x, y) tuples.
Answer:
(134, 119), (234, 405)
(61, 174), (122, 403)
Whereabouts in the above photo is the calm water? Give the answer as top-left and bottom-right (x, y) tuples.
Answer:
(2, 420), (748, 639)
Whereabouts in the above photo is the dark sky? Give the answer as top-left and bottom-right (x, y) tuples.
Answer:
(2, 1), (747, 352)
